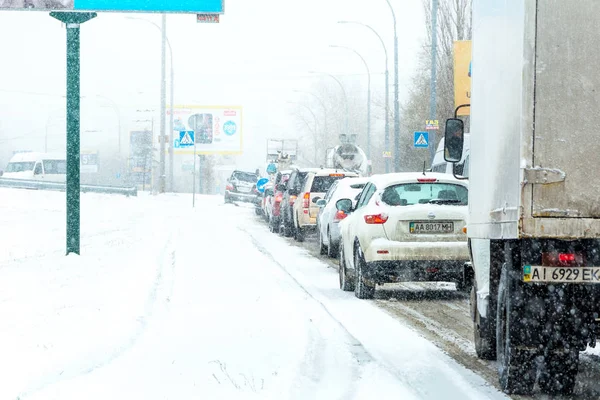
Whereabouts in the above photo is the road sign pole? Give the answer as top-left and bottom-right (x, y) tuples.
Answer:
(50, 11), (96, 256)
(192, 138), (197, 208)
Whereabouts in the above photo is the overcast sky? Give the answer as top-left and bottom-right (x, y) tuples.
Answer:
(0, 0), (425, 170)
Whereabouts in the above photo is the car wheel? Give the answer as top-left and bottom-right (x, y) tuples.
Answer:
(354, 247), (375, 299)
(339, 243), (354, 292)
(318, 227), (327, 255)
(327, 229), (339, 258)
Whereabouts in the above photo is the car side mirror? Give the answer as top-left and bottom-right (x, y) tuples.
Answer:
(316, 199), (327, 207)
(336, 198), (353, 214)
(444, 118), (465, 163)
(312, 196), (321, 204)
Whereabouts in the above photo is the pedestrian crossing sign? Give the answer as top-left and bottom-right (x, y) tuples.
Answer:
(414, 131), (429, 148)
(178, 131), (195, 147)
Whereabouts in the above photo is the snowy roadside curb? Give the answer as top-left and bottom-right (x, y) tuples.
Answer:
(0, 225), (176, 399)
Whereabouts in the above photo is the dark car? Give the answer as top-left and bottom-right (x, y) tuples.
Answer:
(224, 170), (260, 204)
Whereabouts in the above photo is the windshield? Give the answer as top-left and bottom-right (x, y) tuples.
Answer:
(310, 175), (345, 193)
(231, 171), (257, 183)
(5, 162), (34, 173)
(381, 183), (468, 206)
(43, 160), (66, 174)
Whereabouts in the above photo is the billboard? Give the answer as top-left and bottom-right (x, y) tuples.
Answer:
(129, 130), (153, 185)
(0, 0), (224, 13)
(453, 40), (472, 116)
(169, 105), (242, 155)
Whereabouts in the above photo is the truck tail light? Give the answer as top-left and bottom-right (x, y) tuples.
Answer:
(275, 194), (283, 203)
(542, 252), (584, 267)
(364, 213), (388, 224)
(302, 192), (310, 208)
(334, 210), (347, 222)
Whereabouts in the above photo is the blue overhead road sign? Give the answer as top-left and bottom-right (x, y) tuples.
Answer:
(414, 132), (429, 148)
(0, 0), (224, 13)
(75, 0), (224, 13)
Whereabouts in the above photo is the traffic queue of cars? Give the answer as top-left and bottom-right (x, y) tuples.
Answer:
(230, 167), (470, 300)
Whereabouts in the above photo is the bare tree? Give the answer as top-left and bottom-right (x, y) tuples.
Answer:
(400, 0), (472, 171)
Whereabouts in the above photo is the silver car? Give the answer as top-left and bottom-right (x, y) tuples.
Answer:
(316, 177), (369, 258)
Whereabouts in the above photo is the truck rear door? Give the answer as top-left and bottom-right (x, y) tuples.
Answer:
(531, 0), (600, 218)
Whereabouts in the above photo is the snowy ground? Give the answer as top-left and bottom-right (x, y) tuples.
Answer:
(0, 188), (509, 400)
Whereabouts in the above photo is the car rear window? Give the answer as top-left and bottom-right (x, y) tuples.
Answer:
(232, 172), (257, 182)
(381, 183), (468, 206)
(310, 175), (346, 193)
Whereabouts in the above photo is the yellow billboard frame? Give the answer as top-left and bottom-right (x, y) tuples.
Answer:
(453, 41), (471, 116)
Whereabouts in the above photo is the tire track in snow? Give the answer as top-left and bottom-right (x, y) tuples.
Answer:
(16, 226), (177, 400)
(240, 226), (389, 400)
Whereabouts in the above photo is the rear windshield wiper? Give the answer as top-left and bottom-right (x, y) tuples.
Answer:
(429, 199), (462, 205)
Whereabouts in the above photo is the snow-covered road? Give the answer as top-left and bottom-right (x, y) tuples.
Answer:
(0, 189), (508, 399)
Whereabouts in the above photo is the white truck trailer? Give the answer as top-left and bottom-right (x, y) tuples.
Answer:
(443, 0), (600, 395)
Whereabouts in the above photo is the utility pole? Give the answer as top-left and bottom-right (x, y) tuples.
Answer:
(385, 0), (401, 172)
(429, 0), (439, 163)
(159, 14), (167, 193)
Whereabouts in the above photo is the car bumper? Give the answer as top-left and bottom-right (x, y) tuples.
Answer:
(364, 239), (469, 263)
(225, 191), (259, 203)
(361, 259), (466, 284)
(298, 214), (317, 229)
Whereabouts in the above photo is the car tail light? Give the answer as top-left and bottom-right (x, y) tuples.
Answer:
(302, 192), (310, 208)
(226, 184), (234, 191)
(289, 195), (297, 205)
(333, 210), (347, 222)
(417, 178), (438, 183)
(364, 213), (388, 224)
(275, 194), (283, 203)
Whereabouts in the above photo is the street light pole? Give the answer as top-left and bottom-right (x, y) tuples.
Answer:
(338, 21), (389, 172)
(125, 15), (174, 191)
(385, 0), (401, 172)
(330, 45), (371, 161)
(159, 14), (167, 193)
(429, 0), (439, 163)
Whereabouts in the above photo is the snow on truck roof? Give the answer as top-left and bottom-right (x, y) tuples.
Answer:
(367, 172), (469, 188)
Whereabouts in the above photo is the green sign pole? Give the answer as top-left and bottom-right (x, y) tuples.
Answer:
(50, 12), (97, 255)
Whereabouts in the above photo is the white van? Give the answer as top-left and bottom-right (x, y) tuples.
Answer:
(431, 133), (470, 176)
(3, 152), (67, 183)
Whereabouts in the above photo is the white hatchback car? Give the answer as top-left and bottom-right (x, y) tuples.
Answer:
(337, 172), (469, 299)
(316, 176), (370, 258)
